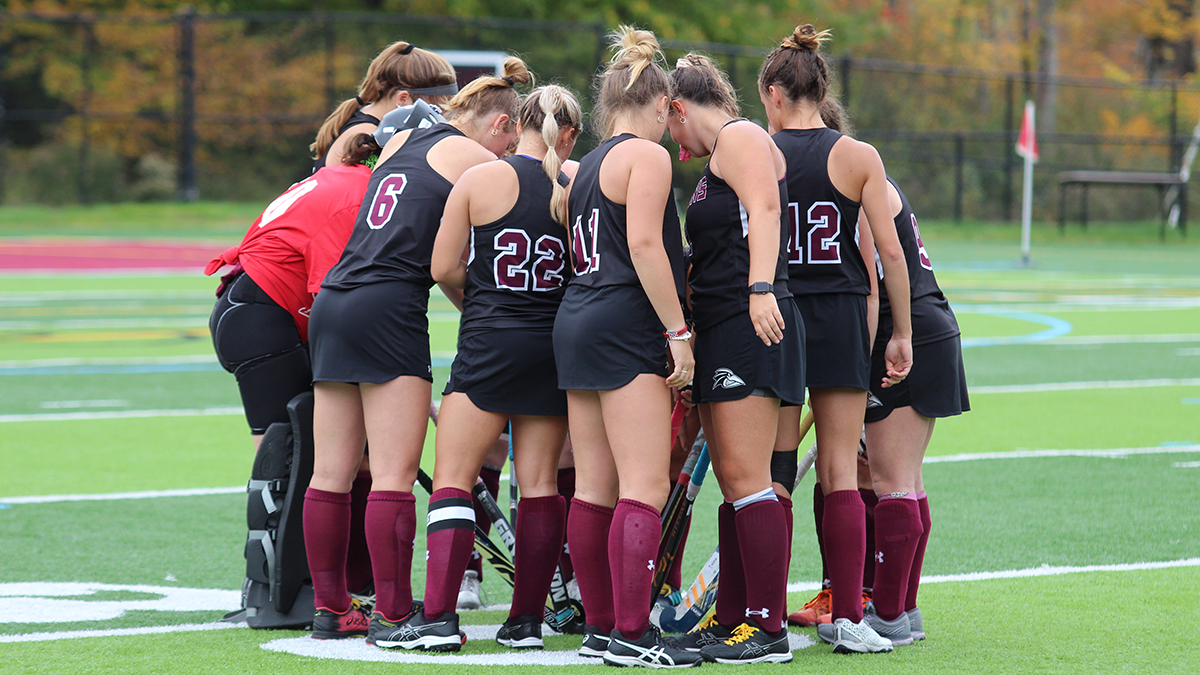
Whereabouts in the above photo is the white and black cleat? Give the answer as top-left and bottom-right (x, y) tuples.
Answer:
(603, 625), (703, 668)
(496, 615), (544, 650)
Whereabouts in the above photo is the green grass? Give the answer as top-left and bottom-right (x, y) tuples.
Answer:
(3, 230), (1200, 673)
(0, 203), (262, 240)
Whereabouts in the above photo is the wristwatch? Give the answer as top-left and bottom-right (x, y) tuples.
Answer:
(748, 282), (774, 295)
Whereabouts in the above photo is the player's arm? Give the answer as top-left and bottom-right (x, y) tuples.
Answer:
(848, 140), (912, 384)
(719, 121), (785, 346)
(431, 167), (477, 290)
(622, 140), (693, 388)
(856, 212), (879, 345)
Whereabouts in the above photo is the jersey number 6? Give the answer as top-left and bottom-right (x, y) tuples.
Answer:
(366, 174), (408, 230)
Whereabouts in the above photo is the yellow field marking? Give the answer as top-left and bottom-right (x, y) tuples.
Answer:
(0, 328), (210, 344)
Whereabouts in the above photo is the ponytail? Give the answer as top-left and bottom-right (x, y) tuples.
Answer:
(519, 85), (583, 226)
(758, 24), (833, 105)
(594, 25), (672, 139)
(443, 57), (533, 126)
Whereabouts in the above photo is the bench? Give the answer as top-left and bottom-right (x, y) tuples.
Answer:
(1058, 170), (1187, 238)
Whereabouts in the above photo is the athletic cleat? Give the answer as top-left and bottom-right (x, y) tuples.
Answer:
(350, 587), (376, 615)
(817, 617), (893, 654)
(372, 610), (462, 652)
(579, 625), (611, 658)
(311, 598), (370, 639)
(907, 607), (925, 641)
(496, 615), (544, 650)
(811, 590), (870, 626)
(365, 602), (423, 646)
(603, 625), (703, 668)
(863, 601), (913, 646)
(456, 570), (482, 610)
(698, 622), (792, 664)
(665, 613), (734, 651)
(788, 588), (831, 626)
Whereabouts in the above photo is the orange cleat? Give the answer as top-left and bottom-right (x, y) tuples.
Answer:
(788, 588), (831, 626)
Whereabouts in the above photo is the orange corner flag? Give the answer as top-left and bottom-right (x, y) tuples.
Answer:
(1016, 100), (1038, 163)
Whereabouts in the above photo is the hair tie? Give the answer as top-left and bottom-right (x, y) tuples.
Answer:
(400, 43), (415, 55)
(502, 76), (515, 86)
(355, 95), (365, 105)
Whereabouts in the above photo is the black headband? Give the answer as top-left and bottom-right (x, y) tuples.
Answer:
(400, 43), (415, 55)
(402, 83), (459, 96)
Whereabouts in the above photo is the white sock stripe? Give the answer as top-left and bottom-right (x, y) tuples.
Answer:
(426, 506), (476, 525)
(732, 488), (778, 511)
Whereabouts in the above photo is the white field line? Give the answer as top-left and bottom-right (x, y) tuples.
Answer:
(0, 407), (242, 423)
(1174, 461), (1200, 468)
(925, 445), (1200, 464)
(0, 487), (246, 505)
(971, 378), (1200, 394)
(0, 621), (243, 643)
(1047, 334), (1200, 345)
(786, 557), (1200, 592)
(0, 318), (208, 330)
(40, 400), (129, 409)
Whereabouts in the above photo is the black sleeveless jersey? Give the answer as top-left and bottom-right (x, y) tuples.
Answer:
(685, 159), (792, 330)
(566, 134), (686, 298)
(460, 155), (571, 336)
(879, 177), (959, 345)
(772, 127), (871, 296)
(322, 123), (464, 291)
(313, 109), (381, 172)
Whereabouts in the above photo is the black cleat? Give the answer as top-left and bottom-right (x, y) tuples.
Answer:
(372, 609), (462, 652)
(603, 625), (703, 668)
(664, 615), (734, 652)
(496, 615), (544, 650)
(579, 624), (611, 658)
(698, 622), (792, 664)
(311, 598), (369, 640)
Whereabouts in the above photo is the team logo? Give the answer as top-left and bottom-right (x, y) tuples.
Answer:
(689, 177), (708, 206)
(712, 368), (746, 390)
(875, 551), (884, 564)
(647, 560), (656, 571)
(745, 608), (770, 619)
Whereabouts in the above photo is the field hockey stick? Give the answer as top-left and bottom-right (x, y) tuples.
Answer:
(651, 438), (708, 602)
(793, 409), (817, 491)
(652, 544), (720, 633)
(415, 468), (518, 589)
(658, 429), (706, 545)
(507, 423), (517, 528)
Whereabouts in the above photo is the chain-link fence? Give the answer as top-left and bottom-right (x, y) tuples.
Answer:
(3, 10), (1197, 226)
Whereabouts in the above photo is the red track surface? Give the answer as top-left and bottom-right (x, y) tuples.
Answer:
(0, 239), (227, 272)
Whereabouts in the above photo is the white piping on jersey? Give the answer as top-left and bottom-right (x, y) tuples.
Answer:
(738, 201), (749, 239)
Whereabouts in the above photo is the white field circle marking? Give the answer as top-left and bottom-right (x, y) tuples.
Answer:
(0, 583), (241, 624)
(261, 626), (816, 665)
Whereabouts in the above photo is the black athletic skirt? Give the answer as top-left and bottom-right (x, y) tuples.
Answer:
(444, 328), (567, 417)
(792, 292), (870, 391)
(693, 297), (806, 406)
(309, 279), (432, 384)
(553, 284), (671, 391)
(865, 315), (970, 422)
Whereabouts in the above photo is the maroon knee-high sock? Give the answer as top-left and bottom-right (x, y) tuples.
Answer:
(715, 502), (747, 627)
(609, 499), (661, 639)
(423, 488), (476, 620)
(906, 493), (932, 611)
(735, 500), (789, 634)
(779, 494), (794, 598)
(557, 468), (576, 580)
(666, 518), (691, 591)
(567, 498), (615, 632)
(813, 483), (828, 586)
(824, 490), (866, 623)
(467, 466), (502, 580)
(346, 471), (373, 594)
(303, 487), (352, 613)
(859, 488), (879, 593)
(365, 490), (416, 621)
(872, 495), (922, 621)
(510, 495), (566, 619)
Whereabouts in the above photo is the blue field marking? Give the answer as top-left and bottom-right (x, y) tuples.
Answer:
(954, 304), (1074, 347)
(0, 357), (457, 376)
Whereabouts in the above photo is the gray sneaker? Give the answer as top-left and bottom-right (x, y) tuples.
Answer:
(863, 601), (913, 646)
(819, 617), (893, 654)
(907, 607), (925, 641)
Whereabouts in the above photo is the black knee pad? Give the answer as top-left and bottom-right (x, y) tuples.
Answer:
(232, 391), (316, 629)
(771, 449), (799, 495)
(235, 345), (312, 434)
(210, 276), (303, 373)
